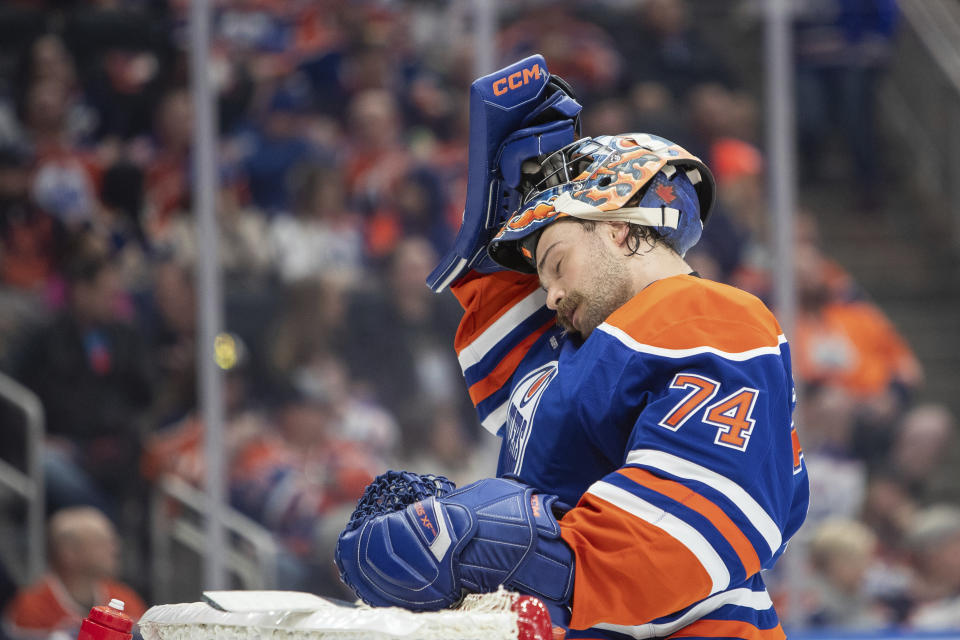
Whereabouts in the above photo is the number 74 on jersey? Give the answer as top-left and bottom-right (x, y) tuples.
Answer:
(657, 373), (803, 470)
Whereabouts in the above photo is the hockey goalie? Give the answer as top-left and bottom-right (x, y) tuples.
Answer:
(334, 54), (809, 640)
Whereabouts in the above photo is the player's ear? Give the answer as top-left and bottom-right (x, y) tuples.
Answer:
(607, 222), (630, 248)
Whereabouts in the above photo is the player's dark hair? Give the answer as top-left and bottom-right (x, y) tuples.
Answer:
(573, 219), (668, 258)
(624, 223), (667, 257)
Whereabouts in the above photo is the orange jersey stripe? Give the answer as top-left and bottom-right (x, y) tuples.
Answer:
(606, 275), (782, 353)
(452, 270), (541, 354)
(467, 318), (555, 405)
(560, 491), (713, 630)
(618, 468), (762, 577)
(669, 620), (786, 640)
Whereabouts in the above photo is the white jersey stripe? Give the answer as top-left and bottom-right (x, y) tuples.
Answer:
(626, 449), (782, 554)
(593, 588), (774, 639)
(480, 399), (509, 435)
(597, 323), (787, 362)
(588, 481), (730, 595)
(457, 289), (548, 373)
(434, 256), (468, 293)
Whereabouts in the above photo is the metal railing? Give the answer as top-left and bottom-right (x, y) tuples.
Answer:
(886, 0), (960, 248)
(0, 372), (45, 582)
(150, 474), (279, 603)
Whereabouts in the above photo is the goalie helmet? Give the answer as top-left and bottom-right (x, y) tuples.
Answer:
(487, 133), (716, 273)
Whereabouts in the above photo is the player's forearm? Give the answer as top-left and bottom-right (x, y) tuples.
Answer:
(451, 270), (559, 436)
(558, 489), (717, 629)
(556, 450), (801, 630)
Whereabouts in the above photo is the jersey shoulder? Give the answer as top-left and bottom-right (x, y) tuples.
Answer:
(604, 274), (784, 353)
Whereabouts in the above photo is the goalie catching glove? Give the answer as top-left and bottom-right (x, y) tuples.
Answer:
(335, 472), (575, 612)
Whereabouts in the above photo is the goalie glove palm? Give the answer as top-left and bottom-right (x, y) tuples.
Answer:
(335, 477), (574, 611)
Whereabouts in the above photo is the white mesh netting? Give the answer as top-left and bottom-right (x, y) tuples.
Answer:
(138, 589), (553, 640)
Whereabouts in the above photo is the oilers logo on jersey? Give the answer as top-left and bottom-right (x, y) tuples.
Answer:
(505, 361), (558, 475)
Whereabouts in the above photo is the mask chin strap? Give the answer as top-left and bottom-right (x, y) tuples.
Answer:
(552, 192), (681, 229)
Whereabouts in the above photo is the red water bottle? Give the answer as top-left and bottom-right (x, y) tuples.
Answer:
(77, 599), (133, 640)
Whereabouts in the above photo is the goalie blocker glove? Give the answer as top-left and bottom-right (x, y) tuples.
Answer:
(426, 54), (581, 292)
(335, 476), (574, 612)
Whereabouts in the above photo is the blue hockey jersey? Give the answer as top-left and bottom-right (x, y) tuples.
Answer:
(451, 270), (809, 639)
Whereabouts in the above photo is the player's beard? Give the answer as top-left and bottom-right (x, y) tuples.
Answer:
(555, 232), (633, 338)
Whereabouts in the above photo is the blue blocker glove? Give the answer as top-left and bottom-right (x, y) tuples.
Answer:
(335, 474), (575, 612)
(427, 54), (582, 292)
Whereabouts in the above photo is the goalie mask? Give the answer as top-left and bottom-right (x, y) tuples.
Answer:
(487, 133), (716, 273)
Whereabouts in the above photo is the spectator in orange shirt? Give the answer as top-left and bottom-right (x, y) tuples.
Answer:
(0, 144), (63, 291)
(142, 89), (193, 240)
(793, 243), (922, 402)
(3, 507), (146, 639)
(793, 243), (923, 467)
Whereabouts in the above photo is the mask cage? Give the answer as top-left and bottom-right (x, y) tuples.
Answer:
(516, 137), (612, 205)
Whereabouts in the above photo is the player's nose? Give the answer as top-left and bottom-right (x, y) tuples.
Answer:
(545, 285), (564, 311)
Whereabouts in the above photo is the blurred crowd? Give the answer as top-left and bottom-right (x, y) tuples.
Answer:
(0, 0), (956, 638)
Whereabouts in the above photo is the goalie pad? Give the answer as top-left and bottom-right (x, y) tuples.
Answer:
(335, 476), (574, 612)
(426, 55), (582, 292)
